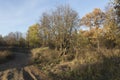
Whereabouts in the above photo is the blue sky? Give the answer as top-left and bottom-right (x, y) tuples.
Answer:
(0, 0), (109, 36)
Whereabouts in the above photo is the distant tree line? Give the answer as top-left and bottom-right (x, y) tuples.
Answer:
(0, 32), (26, 48)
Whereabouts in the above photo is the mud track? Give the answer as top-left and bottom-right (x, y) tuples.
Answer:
(0, 53), (48, 80)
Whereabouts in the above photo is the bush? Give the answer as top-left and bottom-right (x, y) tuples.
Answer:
(0, 50), (13, 63)
(31, 47), (60, 64)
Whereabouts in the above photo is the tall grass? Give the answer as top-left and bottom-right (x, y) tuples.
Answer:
(31, 48), (120, 80)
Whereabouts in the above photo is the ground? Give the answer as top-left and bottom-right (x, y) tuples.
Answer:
(0, 52), (48, 80)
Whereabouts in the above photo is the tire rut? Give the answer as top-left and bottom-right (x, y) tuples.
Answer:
(0, 67), (49, 80)
(0, 52), (49, 80)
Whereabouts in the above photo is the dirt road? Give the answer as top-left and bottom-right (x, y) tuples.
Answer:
(0, 53), (48, 80)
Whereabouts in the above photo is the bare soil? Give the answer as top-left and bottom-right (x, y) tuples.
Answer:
(0, 52), (49, 80)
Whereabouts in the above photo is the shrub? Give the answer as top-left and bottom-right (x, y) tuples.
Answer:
(31, 47), (60, 64)
(0, 50), (13, 63)
(48, 49), (120, 80)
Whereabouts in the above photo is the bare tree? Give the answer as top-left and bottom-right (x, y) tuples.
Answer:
(39, 5), (80, 56)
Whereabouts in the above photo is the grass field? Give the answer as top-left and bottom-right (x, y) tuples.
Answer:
(31, 47), (120, 80)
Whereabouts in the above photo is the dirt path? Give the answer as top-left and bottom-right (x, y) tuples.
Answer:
(0, 53), (49, 80)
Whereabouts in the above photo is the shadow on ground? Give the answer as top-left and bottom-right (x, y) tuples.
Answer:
(0, 52), (32, 72)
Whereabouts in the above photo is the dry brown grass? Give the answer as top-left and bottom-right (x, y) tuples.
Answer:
(31, 47), (120, 80)
(31, 47), (59, 63)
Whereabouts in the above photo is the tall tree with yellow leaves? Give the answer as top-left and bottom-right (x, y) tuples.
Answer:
(26, 24), (41, 47)
(81, 8), (106, 51)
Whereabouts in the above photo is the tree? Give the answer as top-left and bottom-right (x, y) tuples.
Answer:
(81, 8), (106, 51)
(103, 5), (120, 48)
(81, 8), (105, 29)
(36, 5), (81, 59)
(39, 13), (51, 47)
(4, 32), (17, 47)
(0, 35), (5, 46)
(26, 24), (41, 48)
(54, 5), (79, 54)
(3, 32), (26, 47)
(19, 37), (26, 47)
(113, 0), (120, 26)
(103, 19), (118, 48)
(14, 32), (22, 41)
(52, 5), (79, 56)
